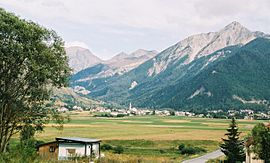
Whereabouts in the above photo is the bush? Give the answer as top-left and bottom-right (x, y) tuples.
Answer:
(178, 144), (206, 155)
(159, 149), (166, 154)
(116, 114), (126, 117)
(0, 139), (39, 163)
(194, 147), (206, 153)
(101, 144), (113, 151)
(178, 143), (185, 151)
(113, 146), (124, 154)
(94, 113), (113, 117)
(180, 147), (197, 155)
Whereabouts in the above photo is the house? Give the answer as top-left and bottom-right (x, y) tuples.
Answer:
(38, 137), (101, 160)
(58, 107), (69, 112)
(245, 137), (264, 163)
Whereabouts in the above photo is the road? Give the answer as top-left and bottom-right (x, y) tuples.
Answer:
(182, 149), (224, 163)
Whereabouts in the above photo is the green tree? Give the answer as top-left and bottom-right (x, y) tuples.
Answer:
(20, 125), (35, 143)
(0, 8), (70, 153)
(18, 125), (38, 162)
(220, 117), (245, 162)
(251, 123), (270, 163)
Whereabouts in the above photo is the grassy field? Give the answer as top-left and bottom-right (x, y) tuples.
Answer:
(33, 111), (267, 162)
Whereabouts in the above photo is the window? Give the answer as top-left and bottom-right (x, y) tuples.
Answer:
(67, 149), (76, 156)
(49, 146), (55, 152)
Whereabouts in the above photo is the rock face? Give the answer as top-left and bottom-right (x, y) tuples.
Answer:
(147, 21), (258, 76)
(71, 22), (270, 110)
(65, 46), (102, 73)
(105, 49), (158, 76)
(71, 49), (158, 84)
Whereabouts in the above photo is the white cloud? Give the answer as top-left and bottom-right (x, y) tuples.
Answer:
(1, 0), (270, 59)
(1, 0), (269, 32)
(65, 41), (90, 49)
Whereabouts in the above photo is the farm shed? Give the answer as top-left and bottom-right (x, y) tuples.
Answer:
(38, 137), (101, 160)
(37, 141), (58, 159)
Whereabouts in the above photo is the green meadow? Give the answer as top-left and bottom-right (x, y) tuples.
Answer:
(32, 111), (267, 162)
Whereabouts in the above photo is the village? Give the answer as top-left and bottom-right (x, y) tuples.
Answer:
(57, 103), (270, 120)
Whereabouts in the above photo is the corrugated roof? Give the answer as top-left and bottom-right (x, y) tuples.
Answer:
(56, 137), (101, 143)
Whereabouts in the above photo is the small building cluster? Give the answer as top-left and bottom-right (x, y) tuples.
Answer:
(90, 106), (195, 117)
(57, 102), (270, 120)
(206, 109), (270, 120)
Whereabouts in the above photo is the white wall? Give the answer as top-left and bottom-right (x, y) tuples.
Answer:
(86, 143), (100, 157)
(58, 142), (99, 160)
(246, 152), (264, 163)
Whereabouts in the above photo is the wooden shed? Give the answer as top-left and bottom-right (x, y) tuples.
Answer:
(37, 141), (59, 160)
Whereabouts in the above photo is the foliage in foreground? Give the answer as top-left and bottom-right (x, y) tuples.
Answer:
(251, 123), (270, 162)
(220, 117), (245, 162)
(0, 7), (70, 153)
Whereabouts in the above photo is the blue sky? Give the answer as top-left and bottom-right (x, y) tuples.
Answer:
(1, 0), (270, 59)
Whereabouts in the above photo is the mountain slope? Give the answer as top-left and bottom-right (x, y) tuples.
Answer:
(51, 87), (101, 109)
(65, 46), (102, 73)
(71, 49), (158, 89)
(83, 22), (267, 105)
(91, 38), (270, 111)
(159, 38), (270, 110)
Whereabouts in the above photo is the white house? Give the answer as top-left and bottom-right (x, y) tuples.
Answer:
(38, 137), (101, 160)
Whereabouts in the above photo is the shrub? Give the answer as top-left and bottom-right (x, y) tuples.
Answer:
(113, 146), (124, 154)
(101, 144), (113, 151)
(179, 145), (206, 155)
(159, 149), (166, 154)
(94, 113), (113, 117)
(178, 143), (185, 151)
(181, 147), (197, 155)
(194, 147), (206, 153)
(0, 139), (39, 163)
(116, 114), (126, 117)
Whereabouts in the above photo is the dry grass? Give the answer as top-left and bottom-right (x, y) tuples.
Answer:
(37, 115), (263, 142)
(97, 153), (181, 163)
(32, 114), (267, 162)
(162, 120), (190, 123)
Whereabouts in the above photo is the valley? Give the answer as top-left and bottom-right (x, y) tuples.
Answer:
(2, 2), (270, 162)
(33, 112), (267, 162)
(48, 21), (270, 162)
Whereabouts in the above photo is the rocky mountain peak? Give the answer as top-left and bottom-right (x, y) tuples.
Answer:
(65, 46), (102, 73)
(196, 21), (255, 57)
(147, 22), (263, 76)
(130, 49), (158, 58)
(109, 52), (129, 61)
(223, 21), (245, 30)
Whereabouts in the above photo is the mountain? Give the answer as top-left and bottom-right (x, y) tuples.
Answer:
(71, 22), (270, 111)
(50, 87), (101, 109)
(70, 49), (158, 88)
(105, 49), (158, 75)
(65, 46), (102, 73)
(160, 38), (270, 110)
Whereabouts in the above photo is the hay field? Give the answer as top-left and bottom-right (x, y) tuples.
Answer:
(37, 111), (264, 142)
(34, 112), (267, 162)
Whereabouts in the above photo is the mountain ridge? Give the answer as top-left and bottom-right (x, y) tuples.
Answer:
(71, 22), (270, 111)
(71, 49), (158, 84)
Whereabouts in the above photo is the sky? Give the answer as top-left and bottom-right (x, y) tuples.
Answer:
(0, 0), (270, 60)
